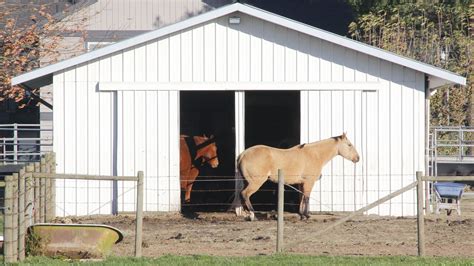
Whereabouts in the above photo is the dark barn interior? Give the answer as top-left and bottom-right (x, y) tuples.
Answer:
(245, 91), (300, 212)
(180, 91), (235, 211)
(180, 90), (301, 213)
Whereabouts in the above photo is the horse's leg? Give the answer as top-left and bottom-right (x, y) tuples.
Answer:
(301, 180), (315, 220)
(241, 177), (266, 221)
(303, 195), (310, 219)
(184, 168), (199, 204)
(298, 184), (306, 219)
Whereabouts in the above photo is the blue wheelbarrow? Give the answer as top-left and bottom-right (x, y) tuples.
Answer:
(434, 182), (466, 216)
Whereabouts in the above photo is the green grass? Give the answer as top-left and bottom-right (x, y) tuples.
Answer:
(16, 255), (474, 265)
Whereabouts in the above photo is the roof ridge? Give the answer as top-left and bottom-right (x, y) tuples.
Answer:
(12, 2), (466, 87)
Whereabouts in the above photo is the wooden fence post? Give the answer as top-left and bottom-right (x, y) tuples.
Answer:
(44, 153), (51, 222)
(18, 167), (26, 261)
(34, 162), (40, 223)
(135, 171), (144, 257)
(12, 173), (18, 261)
(416, 171), (425, 256)
(48, 153), (55, 221)
(25, 164), (35, 227)
(40, 157), (46, 222)
(4, 175), (15, 263)
(50, 152), (56, 219)
(277, 169), (284, 253)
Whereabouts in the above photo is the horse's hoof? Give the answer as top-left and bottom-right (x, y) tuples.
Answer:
(299, 215), (310, 221)
(247, 212), (257, 221)
(235, 206), (244, 217)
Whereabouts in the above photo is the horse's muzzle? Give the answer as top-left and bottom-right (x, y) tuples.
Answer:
(211, 159), (219, 168)
(352, 155), (360, 163)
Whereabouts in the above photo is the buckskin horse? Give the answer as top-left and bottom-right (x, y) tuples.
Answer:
(236, 133), (360, 221)
(180, 135), (219, 203)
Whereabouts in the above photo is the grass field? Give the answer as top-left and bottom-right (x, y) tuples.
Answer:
(18, 255), (474, 265)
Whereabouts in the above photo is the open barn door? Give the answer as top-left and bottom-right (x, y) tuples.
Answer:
(243, 91), (301, 212)
(180, 91), (235, 211)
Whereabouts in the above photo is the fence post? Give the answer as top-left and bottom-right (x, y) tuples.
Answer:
(34, 162), (40, 223)
(18, 168), (26, 261)
(40, 157), (46, 222)
(44, 153), (51, 222)
(4, 175), (15, 263)
(135, 171), (144, 257)
(50, 152), (56, 219)
(25, 164), (35, 226)
(12, 173), (19, 260)
(277, 169), (284, 253)
(416, 171), (425, 256)
(13, 123), (18, 164)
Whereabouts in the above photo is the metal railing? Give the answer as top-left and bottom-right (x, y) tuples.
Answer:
(430, 126), (474, 176)
(0, 124), (52, 164)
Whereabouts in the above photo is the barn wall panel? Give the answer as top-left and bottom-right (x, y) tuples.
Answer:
(75, 65), (89, 215)
(87, 61), (101, 214)
(342, 91), (356, 211)
(53, 73), (65, 216)
(63, 69), (77, 216)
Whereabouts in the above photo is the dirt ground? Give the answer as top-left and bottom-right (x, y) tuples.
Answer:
(69, 197), (474, 258)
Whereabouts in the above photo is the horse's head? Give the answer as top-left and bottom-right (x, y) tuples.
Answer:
(198, 135), (219, 168)
(336, 133), (360, 163)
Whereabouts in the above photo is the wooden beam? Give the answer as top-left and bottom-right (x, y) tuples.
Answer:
(422, 176), (474, 181)
(416, 171), (425, 256)
(32, 173), (138, 181)
(313, 181), (418, 237)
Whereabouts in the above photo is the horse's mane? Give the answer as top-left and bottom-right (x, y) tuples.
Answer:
(300, 136), (341, 149)
(331, 134), (345, 141)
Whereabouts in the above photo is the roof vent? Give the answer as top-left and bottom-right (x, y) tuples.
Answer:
(229, 16), (240, 24)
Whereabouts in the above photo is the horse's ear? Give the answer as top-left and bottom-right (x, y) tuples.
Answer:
(210, 134), (215, 139)
(203, 134), (208, 138)
(342, 132), (347, 139)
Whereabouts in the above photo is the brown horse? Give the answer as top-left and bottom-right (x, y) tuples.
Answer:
(180, 135), (219, 203)
(236, 133), (360, 221)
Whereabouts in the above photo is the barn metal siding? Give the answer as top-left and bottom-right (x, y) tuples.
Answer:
(53, 12), (425, 216)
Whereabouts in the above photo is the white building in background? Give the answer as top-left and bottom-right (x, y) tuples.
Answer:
(15, 3), (466, 216)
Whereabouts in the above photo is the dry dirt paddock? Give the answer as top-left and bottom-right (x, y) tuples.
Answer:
(70, 199), (474, 258)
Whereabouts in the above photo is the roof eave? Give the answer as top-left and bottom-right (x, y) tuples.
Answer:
(12, 3), (241, 86)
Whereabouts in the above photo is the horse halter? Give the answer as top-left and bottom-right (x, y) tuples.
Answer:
(184, 136), (217, 167)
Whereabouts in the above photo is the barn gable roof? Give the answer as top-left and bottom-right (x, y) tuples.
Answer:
(12, 3), (466, 88)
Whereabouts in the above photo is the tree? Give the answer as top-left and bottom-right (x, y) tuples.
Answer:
(0, 2), (85, 109)
(348, 2), (472, 127)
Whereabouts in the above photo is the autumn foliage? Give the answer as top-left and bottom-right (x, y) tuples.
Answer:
(348, 2), (473, 127)
(0, 3), (80, 108)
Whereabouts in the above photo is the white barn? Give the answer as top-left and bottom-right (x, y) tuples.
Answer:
(13, 3), (466, 217)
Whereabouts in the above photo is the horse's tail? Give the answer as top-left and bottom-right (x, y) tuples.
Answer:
(229, 152), (245, 215)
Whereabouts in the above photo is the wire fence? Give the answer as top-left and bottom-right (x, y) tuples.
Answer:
(2, 152), (145, 263)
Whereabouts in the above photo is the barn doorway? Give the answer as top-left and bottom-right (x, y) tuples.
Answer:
(245, 91), (300, 212)
(180, 91), (235, 212)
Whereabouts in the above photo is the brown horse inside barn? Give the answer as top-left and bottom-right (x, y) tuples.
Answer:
(180, 135), (219, 203)
(236, 133), (360, 221)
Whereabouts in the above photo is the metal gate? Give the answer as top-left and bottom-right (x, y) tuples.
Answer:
(0, 124), (52, 164)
